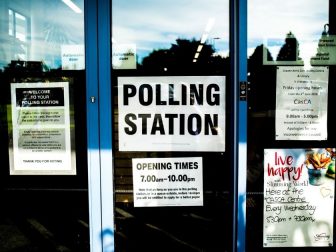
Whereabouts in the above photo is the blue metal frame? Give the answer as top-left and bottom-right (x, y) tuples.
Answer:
(85, 0), (114, 251)
(97, 0), (115, 251)
(231, 0), (248, 251)
(85, 0), (102, 251)
(237, 0), (248, 251)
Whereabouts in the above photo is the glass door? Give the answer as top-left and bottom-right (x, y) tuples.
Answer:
(111, 0), (235, 251)
(0, 0), (89, 251)
(246, 0), (335, 250)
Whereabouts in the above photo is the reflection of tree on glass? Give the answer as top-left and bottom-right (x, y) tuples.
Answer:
(248, 44), (276, 112)
(276, 32), (300, 62)
(139, 39), (229, 75)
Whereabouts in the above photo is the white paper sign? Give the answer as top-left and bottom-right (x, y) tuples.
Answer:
(263, 148), (335, 247)
(118, 76), (226, 152)
(9, 82), (75, 175)
(311, 35), (336, 65)
(112, 43), (136, 69)
(61, 45), (85, 70)
(132, 157), (203, 207)
(276, 66), (328, 140)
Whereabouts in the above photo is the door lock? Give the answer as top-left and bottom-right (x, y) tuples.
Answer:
(239, 81), (247, 101)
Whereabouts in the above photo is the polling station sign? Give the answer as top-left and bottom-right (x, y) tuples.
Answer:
(118, 76), (226, 152)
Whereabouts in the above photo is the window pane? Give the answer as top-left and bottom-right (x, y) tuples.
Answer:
(0, 0), (89, 251)
(8, 9), (14, 36)
(247, 0), (335, 250)
(15, 12), (26, 41)
(112, 0), (232, 251)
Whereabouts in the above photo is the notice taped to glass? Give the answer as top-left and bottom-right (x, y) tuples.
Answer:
(275, 66), (328, 140)
(132, 157), (203, 207)
(9, 82), (75, 175)
(263, 148), (335, 247)
(310, 35), (336, 65)
(118, 76), (225, 152)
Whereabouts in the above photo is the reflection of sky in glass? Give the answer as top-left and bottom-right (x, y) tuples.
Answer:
(0, 0), (84, 70)
(112, 0), (230, 63)
(248, 0), (329, 61)
(0, 0), (330, 69)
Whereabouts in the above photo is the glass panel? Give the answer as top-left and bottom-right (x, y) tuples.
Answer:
(0, 0), (89, 251)
(8, 9), (13, 36)
(15, 12), (27, 42)
(247, 0), (335, 250)
(112, 0), (232, 251)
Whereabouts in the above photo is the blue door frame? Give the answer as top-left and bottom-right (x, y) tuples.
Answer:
(85, 0), (248, 251)
(236, 0), (248, 251)
(85, 0), (114, 251)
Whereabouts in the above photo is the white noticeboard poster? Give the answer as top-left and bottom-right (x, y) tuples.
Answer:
(112, 43), (137, 70)
(61, 44), (85, 70)
(132, 157), (203, 207)
(118, 76), (226, 152)
(276, 66), (328, 140)
(9, 82), (75, 175)
(310, 35), (336, 65)
(263, 148), (335, 247)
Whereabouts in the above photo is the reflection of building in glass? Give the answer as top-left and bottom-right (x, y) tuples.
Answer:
(8, 9), (28, 61)
(0, 6), (29, 69)
(4, 60), (43, 73)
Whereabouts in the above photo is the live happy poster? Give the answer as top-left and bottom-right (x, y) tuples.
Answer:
(263, 148), (335, 247)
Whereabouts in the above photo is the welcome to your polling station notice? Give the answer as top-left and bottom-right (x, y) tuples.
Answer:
(9, 82), (75, 175)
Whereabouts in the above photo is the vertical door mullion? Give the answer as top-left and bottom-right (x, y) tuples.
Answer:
(97, 0), (115, 251)
(230, 0), (239, 251)
(237, 0), (248, 251)
(86, 0), (115, 251)
(85, 0), (103, 251)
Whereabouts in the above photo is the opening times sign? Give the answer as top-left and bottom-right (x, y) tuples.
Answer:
(10, 82), (75, 175)
(132, 157), (203, 207)
(276, 66), (328, 140)
(263, 149), (335, 247)
(118, 76), (226, 152)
